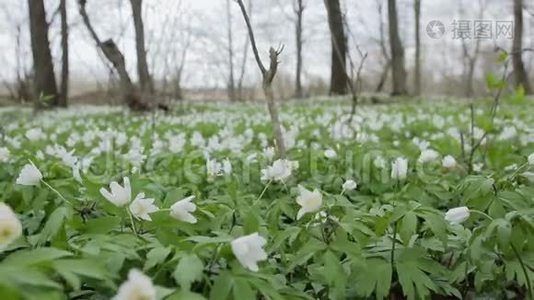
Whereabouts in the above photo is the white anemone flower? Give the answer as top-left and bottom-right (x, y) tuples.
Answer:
(113, 269), (156, 300)
(0, 203), (22, 251)
(170, 195), (197, 224)
(0, 147), (10, 163)
(418, 149), (439, 163)
(231, 232), (267, 272)
(129, 193), (159, 221)
(260, 159), (294, 182)
(444, 206), (470, 224)
(442, 155), (457, 169)
(391, 157), (408, 180)
(342, 179), (357, 191)
(16, 163), (43, 186)
(100, 177), (131, 207)
(324, 149), (337, 159)
(296, 185), (322, 220)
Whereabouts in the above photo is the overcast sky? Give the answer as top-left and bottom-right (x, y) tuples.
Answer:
(0, 0), (532, 92)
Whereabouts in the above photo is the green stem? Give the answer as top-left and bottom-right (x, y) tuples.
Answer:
(41, 180), (73, 207)
(510, 162), (529, 180)
(511, 243), (533, 299)
(390, 222), (397, 269)
(470, 209), (493, 221)
(127, 210), (138, 236)
(254, 180), (271, 205)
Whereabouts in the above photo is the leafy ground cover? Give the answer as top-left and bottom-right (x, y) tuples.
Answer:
(0, 99), (534, 299)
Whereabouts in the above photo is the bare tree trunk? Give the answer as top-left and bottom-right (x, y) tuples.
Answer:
(130, 0), (153, 96)
(376, 61), (391, 92)
(513, 0), (532, 94)
(294, 0), (305, 98)
(460, 0), (483, 97)
(28, 0), (58, 109)
(59, 0), (68, 107)
(324, 0), (348, 95)
(236, 0), (251, 101)
(375, 0), (390, 93)
(414, 0), (421, 96)
(226, 0), (236, 101)
(236, 0), (286, 158)
(79, 0), (147, 111)
(387, 0), (407, 96)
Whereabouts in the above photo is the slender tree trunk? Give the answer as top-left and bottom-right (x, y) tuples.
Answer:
(414, 0), (421, 96)
(130, 0), (153, 96)
(294, 0), (304, 98)
(59, 0), (69, 107)
(28, 0), (58, 109)
(79, 0), (147, 111)
(387, 0), (407, 95)
(236, 0), (286, 158)
(375, 60), (391, 92)
(512, 0), (532, 94)
(324, 0), (348, 95)
(375, 0), (390, 93)
(236, 0), (251, 101)
(226, 0), (236, 101)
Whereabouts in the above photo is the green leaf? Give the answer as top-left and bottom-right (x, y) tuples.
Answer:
(167, 290), (207, 300)
(396, 248), (439, 300)
(232, 278), (256, 300)
(209, 272), (233, 300)
(37, 206), (68, 246)
(399, 211), (418, 244)
(0, 265), (61, 289)
(3, 247), (72, 267)
(145, 246), (172, 271)
(351, 258), (392, 299)
(174, 254), (204, 290)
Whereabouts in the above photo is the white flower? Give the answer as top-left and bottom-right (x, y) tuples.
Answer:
(72, 164), (82, 183)
(16, 163), (43, 186)
(25, 128), (45, 141)
(442, 155), (457, 169)
(125, 147), (146, 169)
(222, 158), (232, 175)
(444, 206), (470, 224)
(342, 179), (357, 191)
(0, 147), (10, 162)
(391, 157), (408, 180)
(129, 193), (158, 221)
(296, 185), (322, 220)
(263, 147), (275, 161)
(206, 158), (222, 178)
(472, 163), (483, 172)
(231, 232), (267, 272)
(528, 153), (534, 165)
(260, 159), (297, 182)
(246, 153), (257, 163)
(418, 149), (439, 163)
(324, 149), (337, 159)
(0, 203), (22, 251)
(100, 177), (131, 207)
(374, 156), (386, 168)
(170, 195), (197, 224)
(113, 269), (156, 300)
(521, 171), (534, 182)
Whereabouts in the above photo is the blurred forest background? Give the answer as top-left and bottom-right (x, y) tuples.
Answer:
(0, 0), (533, 107)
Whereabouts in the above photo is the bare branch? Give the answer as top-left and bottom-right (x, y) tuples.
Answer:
(235, 0), (266, 76)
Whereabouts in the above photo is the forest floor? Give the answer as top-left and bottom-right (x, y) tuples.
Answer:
(0, 98), (533, 299)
